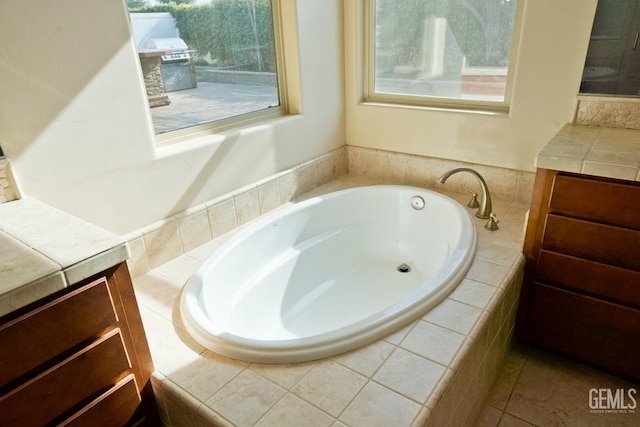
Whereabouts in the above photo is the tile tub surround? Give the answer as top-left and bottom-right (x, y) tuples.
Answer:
(124, 147), (348, 278)
(125, 146), (533, 280)
(536, 124), (640, 181)
(133, 175), (528, 427)
(346, 146), (535, 207)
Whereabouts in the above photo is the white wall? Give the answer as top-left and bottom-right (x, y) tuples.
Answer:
(0, 0), (602, 235)
(0, 0), (345, 235)
(344, 0), (598, 172)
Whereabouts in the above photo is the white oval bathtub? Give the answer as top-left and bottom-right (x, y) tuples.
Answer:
(181, 185), (477, 363)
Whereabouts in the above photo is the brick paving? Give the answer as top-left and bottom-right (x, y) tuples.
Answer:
(150, 81), (278, 134)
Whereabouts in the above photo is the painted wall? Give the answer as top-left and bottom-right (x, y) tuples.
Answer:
(0, 0), (345, 235)
(0, 0), (601, 235)
(344, 0), (599, 172)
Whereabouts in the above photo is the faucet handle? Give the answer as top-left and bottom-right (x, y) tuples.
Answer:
(466, 189), (480, 209)
(484, 212), (499, 231)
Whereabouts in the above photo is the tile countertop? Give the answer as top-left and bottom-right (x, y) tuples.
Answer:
(0, 197), (129, 317)
(536, 124), (640, 181)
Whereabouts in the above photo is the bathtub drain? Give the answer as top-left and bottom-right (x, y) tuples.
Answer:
(397, 263), (411, 273)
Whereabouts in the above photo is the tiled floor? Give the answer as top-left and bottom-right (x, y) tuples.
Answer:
(477, 343), (639, 426)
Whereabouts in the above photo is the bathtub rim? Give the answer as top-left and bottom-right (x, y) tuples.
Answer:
(180, 184), (477, 364)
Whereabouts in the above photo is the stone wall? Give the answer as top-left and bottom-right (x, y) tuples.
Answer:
(0, 159), (20, 204)
(196, 66), (276, 86)
(574, 95), (640, 129)
(139, 55), (170, 108)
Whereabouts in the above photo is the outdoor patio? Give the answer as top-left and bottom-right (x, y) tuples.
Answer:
(150, 81), (278, 134)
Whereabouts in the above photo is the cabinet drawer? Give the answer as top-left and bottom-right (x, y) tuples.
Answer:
(549, 174), (640, 230)
(0, 278), (118, 389)
(60, 374), (141, 427)
(542, 214), (640, 271)
(523, 282), (640, 381)
(537, 250), (640, 307)
(0, 329), (131, 427)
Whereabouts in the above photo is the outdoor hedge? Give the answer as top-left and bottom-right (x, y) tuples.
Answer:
(130, 0), (275, 71)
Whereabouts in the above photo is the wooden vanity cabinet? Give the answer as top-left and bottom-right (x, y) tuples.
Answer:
(516, 169), (640, 382)
(0, 262), (159, 426)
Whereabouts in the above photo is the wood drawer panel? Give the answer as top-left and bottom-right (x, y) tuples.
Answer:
(542, 214), (640, 271)
(522, 282), (640, 381)
(537, 250), (640, 307)
(60, 374), (141, 427)
(0, 278), (118, 389)
(0, 329), (131, 427)
(549, 174), (640, 230)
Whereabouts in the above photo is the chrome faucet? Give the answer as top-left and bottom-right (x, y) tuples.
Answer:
(437, 167), (499, 230)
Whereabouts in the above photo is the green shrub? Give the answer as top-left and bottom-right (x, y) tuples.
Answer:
(130, 0), (275, 71)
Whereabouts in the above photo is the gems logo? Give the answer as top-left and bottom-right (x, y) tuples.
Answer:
(589, 388), (637, 413)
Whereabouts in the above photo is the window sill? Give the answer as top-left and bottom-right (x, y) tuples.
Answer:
(154, 107), (290, 148)
(153, 111), (301, 157)
(358, 100), (510, 117)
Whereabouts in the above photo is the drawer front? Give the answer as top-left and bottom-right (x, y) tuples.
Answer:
(0, 329), (131, 427)
(523, 282), (640, 381)
(0, 278), (118, 389)
(537, 250), (640, 307)
(60, 374), (141, 427)
(549, 174), (640, 230)
(542, 214), (640, 271)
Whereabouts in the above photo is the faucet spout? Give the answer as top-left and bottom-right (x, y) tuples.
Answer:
(437, 167), (493, 219)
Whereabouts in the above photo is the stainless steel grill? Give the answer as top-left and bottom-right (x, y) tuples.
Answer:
(148, 37), (190, 62)
(147, 37), (196, 91)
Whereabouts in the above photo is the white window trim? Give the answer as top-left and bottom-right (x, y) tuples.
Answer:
(362, 0), (526, 114)
(153, 0), (300, 146)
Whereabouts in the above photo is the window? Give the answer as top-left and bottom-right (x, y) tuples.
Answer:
(366, 0), (520, 112)
(128, 0), (285, 138)
(580, 0), (640, 95)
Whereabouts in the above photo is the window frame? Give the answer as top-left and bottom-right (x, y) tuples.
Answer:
(363, 0), (525, 114)
(152, 0), (289, 145)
